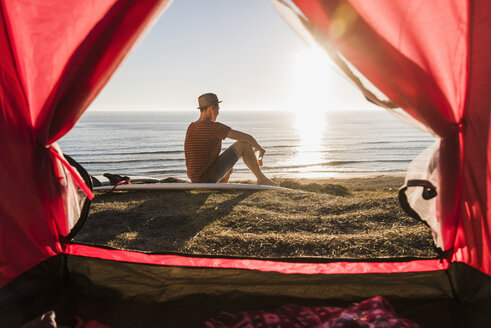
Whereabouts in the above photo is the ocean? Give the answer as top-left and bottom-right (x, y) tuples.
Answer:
(58, 110), (435, 180)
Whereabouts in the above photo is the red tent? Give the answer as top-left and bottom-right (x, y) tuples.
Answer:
(1, 0), (490, 327)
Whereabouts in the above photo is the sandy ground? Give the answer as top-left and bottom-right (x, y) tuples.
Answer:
(74, 176), (438, 259)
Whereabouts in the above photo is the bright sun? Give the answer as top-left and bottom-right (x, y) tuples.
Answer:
(289, 45), (340, 112)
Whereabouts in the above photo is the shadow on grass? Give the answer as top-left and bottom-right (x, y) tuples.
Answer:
(75, 190), (256, 252)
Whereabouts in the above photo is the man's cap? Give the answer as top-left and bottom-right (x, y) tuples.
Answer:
(198, 93), (222, 109)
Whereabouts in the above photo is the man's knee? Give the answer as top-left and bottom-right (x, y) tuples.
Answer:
(232, 141), (251, 155)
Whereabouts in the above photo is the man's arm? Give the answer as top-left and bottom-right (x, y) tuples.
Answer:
(227, 129), (265, 156)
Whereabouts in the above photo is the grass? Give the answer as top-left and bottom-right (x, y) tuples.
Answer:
(74, 176), (437, 259)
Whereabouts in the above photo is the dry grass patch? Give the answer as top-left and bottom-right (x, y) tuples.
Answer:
(74, 176), (437, 259)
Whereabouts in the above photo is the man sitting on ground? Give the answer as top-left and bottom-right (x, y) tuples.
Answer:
(184, 93), (276, 186)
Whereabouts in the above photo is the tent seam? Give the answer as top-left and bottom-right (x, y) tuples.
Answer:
(65, 241), (442, 263)
(450, 0), (472, 262)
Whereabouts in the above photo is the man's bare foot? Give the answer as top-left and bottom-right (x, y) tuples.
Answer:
(257, 177), (277, 186)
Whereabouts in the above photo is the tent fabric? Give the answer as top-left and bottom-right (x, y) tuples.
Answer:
(0, 0), (169, 288)
(289, 0), (491, 276)
(1, 0), (490, 326)
(399, 141), (441, 248)
(455, 0), (491, 276)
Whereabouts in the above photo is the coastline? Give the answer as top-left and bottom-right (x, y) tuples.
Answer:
(61, 110), (434, 181)
(75, 175), (436, 259)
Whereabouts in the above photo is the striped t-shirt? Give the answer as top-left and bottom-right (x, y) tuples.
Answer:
(184, 120), (231, 182)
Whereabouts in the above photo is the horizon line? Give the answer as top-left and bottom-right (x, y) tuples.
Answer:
(86, 107), (379, 113)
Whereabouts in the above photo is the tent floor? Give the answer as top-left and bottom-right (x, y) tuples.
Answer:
(1, 255), (490, 327)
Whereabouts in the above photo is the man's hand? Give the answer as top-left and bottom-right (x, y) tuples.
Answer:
(254, 146), (266, 159)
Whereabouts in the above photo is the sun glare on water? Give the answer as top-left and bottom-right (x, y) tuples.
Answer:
(287, 45), (335, 177)
(292, 111), (327, 177)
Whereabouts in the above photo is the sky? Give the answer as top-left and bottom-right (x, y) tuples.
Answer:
(88, 0), (378, 112)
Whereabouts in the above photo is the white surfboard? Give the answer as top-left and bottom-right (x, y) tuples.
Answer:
(93, 182), (282, 191)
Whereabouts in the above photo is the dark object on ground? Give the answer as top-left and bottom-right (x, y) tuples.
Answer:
(103, 173), (130, 185)
(91, 177), (102, 187)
